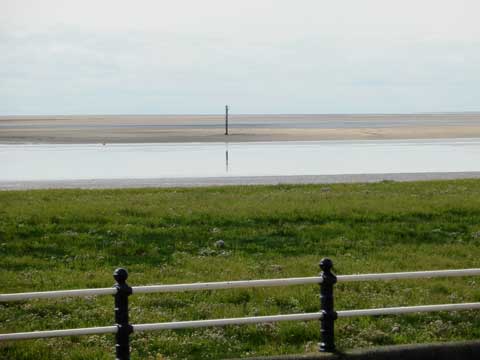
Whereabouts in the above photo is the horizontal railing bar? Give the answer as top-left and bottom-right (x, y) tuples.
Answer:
(132, 277), (322, 294)
(2, 302), (480, 342)
(338, 302), (480, 317)
(0, 278), (322, 302)
(337, 269), (480, 282)
(0, 288), (116, 302)
(2, 269), (480, 302)
(134, 312), (323, 332)
(134, 269), (480, 294)
(0, 326), (117, 341)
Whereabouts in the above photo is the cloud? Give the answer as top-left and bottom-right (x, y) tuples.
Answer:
(1, 0), (479, 114)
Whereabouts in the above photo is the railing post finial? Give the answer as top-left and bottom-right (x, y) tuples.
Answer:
(113, 268), (133, 360)
(319, 258), (337, 352)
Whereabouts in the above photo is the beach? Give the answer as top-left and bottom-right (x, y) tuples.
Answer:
(3, 113), (480, 190)
(1, 113), (480, 143)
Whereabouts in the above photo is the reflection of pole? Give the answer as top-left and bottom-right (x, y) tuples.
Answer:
(225, 105), (229, 135)
(225, 143), (229, 173)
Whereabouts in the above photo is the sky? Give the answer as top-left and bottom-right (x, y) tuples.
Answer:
(1, 0), (479, 115)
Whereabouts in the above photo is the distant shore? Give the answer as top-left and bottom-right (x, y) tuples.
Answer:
(1, 113), (480, 143)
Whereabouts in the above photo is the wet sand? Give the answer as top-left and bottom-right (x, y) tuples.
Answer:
(1, 113), (480, 143)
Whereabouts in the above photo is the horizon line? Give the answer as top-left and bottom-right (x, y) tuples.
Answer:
(1, 111), (480, 118)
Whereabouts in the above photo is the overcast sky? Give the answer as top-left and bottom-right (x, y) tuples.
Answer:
(1, 0), (479, 115)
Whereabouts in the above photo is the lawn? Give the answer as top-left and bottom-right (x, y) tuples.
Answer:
(1, 180), (480, 359)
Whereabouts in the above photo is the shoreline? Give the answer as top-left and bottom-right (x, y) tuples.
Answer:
(2, 172), (480, 191)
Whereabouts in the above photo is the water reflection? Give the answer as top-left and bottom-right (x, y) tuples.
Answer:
(2, 139), (480, 181)
(225, 143), (229, 173)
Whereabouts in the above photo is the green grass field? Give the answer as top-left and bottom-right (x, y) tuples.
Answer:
(1, 180), (480, 359)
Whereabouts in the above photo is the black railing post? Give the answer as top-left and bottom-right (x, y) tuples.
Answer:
(319, 258), (337, 352)
(113, 268), (133, 360)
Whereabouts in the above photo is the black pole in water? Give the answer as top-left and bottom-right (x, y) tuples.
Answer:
(113, 268), (133, 360)
(319, 258), (337, 352)
(225, 105), (229, 135)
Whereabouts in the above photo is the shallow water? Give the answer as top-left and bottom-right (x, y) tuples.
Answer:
(2, 139), (480, 181)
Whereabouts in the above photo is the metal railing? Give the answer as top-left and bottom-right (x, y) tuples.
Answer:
(1, 259), (480, 359)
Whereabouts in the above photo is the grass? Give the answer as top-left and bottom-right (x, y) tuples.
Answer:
(1, 180), (480, 359)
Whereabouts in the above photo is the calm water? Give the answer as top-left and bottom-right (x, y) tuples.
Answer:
(2, 139), (480, 181)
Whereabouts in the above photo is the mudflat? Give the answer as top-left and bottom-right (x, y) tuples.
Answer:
(1, 113), (480, 143)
